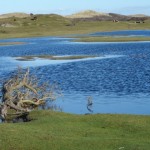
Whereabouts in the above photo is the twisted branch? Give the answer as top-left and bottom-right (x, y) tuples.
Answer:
(0, 68), (62, 121)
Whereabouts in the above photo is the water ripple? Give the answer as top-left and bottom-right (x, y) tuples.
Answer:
(1, 31), (150, 114)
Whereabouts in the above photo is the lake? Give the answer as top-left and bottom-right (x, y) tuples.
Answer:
(1, 30), (150, 115)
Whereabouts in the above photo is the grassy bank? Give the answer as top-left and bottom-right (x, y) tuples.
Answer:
(0, 42), (26, 46)
(0, 14), (150, 39)
(0, 110), (150, 150)
(75, 36), (150, 42)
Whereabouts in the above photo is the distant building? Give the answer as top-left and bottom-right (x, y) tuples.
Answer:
(113, 20), (119, 22)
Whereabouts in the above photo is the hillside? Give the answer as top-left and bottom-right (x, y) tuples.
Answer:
(109, 13), (131, 21)
(1, 11), (149, 21)
(0, 13), (71, 27)
(129, 14), (149, 18)
(66, 10), (110, 18)
(0, 12), (30, 18)
(0, 11), (150, 39)
(66, 10), (150, 21)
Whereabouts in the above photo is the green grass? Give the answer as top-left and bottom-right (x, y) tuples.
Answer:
(75, 36), (150, 42)
(0, 110), (150, 150)
(0, 15), (150, 39)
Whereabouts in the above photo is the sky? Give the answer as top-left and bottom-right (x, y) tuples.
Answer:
(0, 0), (150, 15)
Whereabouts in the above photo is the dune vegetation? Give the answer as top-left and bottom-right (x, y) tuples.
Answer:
(0, 14), (150, 40)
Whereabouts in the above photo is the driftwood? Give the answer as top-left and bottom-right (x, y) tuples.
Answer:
(0, 68), (62, 121)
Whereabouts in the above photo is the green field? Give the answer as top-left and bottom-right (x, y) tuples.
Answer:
(0, 14), (150, 39)
(0, 111), (150, 150)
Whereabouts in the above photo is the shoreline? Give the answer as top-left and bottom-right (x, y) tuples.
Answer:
(1, 30), (150, 42)
(74, 36), (150, 42)
(0, 42), (26, 46)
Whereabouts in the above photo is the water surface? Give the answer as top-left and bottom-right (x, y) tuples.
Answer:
(1, 30), (150, 115)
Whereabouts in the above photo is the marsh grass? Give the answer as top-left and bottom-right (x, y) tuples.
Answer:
(75, 36), (150, 42)
(0, 110), (150, 150)
(15, 55), (98, 61)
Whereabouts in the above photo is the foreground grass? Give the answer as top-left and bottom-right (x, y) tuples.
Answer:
(75, 36), (150, 42)
(0, 111), (150, 150)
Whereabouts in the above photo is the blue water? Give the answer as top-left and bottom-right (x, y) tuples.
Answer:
(1, 30), (150, 115)
(90, 30), (150, 37)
